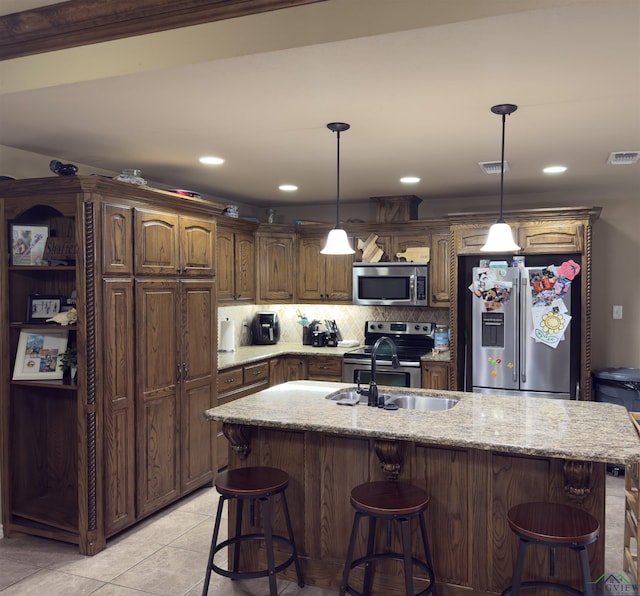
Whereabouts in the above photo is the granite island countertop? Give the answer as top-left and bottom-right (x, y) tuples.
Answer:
(217, 343), (451, 369)
(205, 380), (640, 465)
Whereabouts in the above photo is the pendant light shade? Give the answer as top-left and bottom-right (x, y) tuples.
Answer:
(321, 122), (354, 255)
(481, 104), (521, 253)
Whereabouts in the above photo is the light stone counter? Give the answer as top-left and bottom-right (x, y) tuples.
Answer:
(217, 342), (450, 369)
(205, 380), (640, 465)
(217, 343), (360, 370)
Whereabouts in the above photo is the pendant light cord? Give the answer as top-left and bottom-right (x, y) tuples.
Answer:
(498, 112), (506, 223)
(335, 128), (341, 229)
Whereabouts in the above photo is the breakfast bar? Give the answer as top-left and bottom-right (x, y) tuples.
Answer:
(205, 381), (640, 595)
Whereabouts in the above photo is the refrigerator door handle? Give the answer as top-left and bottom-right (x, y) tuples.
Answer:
(520, 274), (527, 383)
(512, 279), (519, 383)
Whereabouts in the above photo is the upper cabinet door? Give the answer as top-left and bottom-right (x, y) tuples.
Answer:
(258, 233), (295, 302)
(517, 224), (584, 254)
(324, 251), (353, 301)
(233, 232), (256, 303)
(430, 230), (450, 307)
(180, 216), (215, 276)
(297, 236), (325, 301)
(102, 203), (133, 276)
(134, 209), (180, 275)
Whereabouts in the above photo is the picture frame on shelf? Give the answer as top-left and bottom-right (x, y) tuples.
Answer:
(10, 224), (49, 266)
(27, 295), (64, 322)
(12, 328), (69, 381)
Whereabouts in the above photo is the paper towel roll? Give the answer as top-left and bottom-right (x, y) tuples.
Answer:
(219, 319), (236, 352)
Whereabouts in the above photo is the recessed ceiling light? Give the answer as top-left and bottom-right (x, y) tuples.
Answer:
(199, 156), (225, 165)
(279, 184), (298, 192)
(400, 176), (420, 184)
(543, 165), (567, 174)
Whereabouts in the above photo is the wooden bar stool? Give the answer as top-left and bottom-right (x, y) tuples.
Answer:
(202, 466), (304, 596)
(502, 502), (600, 596)
(340, 481), (438, 596)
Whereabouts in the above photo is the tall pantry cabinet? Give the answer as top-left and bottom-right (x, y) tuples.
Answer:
(0, 177), (218, 554)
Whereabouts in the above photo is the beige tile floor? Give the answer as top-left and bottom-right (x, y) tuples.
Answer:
(0, 474), (630, 595)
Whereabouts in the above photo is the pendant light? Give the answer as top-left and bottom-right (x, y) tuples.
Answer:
(481, 104), (521, 253)
(321, 122), (355, 255)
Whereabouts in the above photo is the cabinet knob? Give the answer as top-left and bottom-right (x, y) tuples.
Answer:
(176, 364), (182, 381)
(182, 363), (188, 379)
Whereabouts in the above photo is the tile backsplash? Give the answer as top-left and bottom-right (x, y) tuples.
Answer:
(218, 303), (449, 349)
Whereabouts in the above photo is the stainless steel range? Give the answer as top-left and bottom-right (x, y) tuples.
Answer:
(342, 321), (435, 388)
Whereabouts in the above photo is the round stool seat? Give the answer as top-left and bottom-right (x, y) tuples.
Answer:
(215, 466), (289, 497)
(351, 481), (430, 516)
(501, 502), (600, 596)
(508, 502), (599, 546)
(341, 481), (437, 596)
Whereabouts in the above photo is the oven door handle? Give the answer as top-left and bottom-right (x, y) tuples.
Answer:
(343, 359), (420, 368)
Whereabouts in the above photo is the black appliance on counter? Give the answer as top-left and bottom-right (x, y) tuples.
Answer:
(251, 311), (281, 345)
(342, 320), (435, 388)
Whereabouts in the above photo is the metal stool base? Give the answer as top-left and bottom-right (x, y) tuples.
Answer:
(202, 481), (304, 596)
(340, 505), (437, 596)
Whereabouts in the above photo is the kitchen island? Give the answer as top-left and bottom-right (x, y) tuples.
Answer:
(205, 381), (640, 595)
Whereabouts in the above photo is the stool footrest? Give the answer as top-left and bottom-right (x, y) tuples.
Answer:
(212, 533), (296, 580)
(344, 553), (436, 596)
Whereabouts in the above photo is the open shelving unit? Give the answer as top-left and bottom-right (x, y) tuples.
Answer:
(3, 203), (81, 545)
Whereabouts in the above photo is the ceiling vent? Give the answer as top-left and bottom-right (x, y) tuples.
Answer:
(478, 160), (510, 174)
(607, 151), (640, 165)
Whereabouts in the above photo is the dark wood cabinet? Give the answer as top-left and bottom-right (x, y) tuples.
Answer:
(257, 230), (295, 302)
(0, 177), (218, 555)
(134, 209), (215, 276)
(307, 355), (343, 381)
(270, 356), (307, 385)
(421, 361), (450, 390)
(217, 222), (256, 303)
(102, 278), (136, 536)
(216, 361), (269, 470)
(429, 229), (450, 307)
(297, 234), (352, 302)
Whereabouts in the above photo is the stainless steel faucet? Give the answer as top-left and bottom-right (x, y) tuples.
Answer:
(368, 336), (400, 407)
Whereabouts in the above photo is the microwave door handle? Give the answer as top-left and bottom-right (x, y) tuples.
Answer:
(410, 274), (415, 301)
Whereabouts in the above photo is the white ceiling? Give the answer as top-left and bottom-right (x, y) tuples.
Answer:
(0, 0), (638, 208)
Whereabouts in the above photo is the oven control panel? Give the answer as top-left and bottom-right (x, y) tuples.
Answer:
(367, 321), (435, 336)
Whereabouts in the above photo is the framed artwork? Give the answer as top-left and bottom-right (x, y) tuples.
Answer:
(27, 295), (64, 322)
(12, 329), (69, 381)
(10, 224), (49, 266)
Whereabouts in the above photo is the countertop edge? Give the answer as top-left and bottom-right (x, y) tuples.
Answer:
(205, 381), (640, 465)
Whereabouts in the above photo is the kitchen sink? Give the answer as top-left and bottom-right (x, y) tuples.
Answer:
(327, 389), (458, 411)
(384, 395), (458, 411)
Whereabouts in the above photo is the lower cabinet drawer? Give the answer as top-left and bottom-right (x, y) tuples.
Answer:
(218, 367), (244, 394)
(308, 355), (342, 380)
(244, 362), (269, 384)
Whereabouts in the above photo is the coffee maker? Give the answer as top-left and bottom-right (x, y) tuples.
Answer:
(251, 311), (281, 345)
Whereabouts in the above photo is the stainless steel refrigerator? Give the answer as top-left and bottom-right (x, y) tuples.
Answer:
(471, 265), (577, 399)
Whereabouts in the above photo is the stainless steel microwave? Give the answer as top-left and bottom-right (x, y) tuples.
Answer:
(352, 262), (428, 306)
